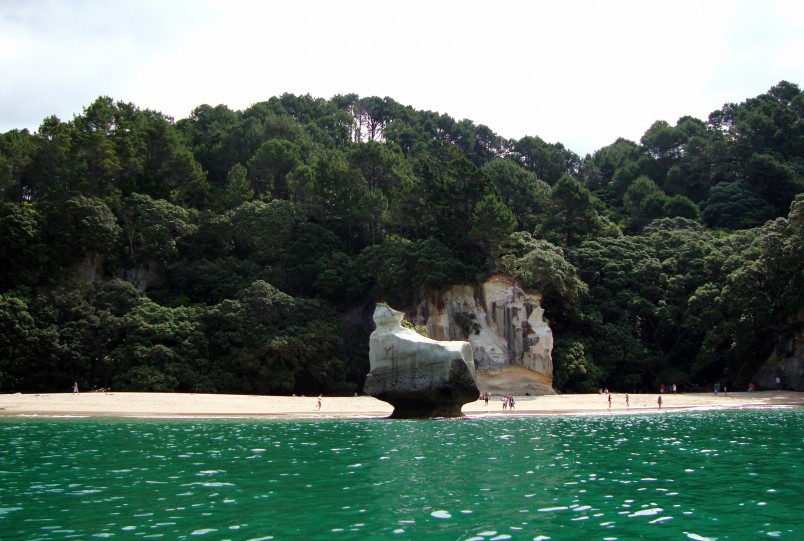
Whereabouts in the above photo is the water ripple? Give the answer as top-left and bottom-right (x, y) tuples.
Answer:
(0, 410), (800, 540)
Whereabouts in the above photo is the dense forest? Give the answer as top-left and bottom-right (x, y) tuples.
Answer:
(1, 82), (802, 394)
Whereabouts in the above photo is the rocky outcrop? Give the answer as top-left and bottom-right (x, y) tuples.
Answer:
(364, 304), (479, 418)
(122, 261), (167, 292)
(68, 253), (106, 285)
(413, 274), (555, 395)
(753, 307), (804, 391)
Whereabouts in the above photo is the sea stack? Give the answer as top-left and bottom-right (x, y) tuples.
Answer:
(364, 303), (480, 418)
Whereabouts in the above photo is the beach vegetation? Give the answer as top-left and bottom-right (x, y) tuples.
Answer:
(0, 82), (801, 394)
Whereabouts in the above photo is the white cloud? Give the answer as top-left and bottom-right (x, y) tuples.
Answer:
(2, 0), (802, 155)
(0, 0), (211, 125)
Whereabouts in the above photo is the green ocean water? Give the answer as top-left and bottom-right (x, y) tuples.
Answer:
(1, 409), (801, 540)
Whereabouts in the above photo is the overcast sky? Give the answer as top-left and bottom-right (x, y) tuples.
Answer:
(1, 0), (802, 156)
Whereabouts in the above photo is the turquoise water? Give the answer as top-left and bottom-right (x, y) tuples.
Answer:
(1, 409), (801, 540)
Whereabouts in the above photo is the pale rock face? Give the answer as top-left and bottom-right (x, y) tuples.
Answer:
(414, 274), (555, 395)
(365, 304), (479, 418)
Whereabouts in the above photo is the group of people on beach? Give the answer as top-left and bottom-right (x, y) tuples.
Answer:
(601, 391), (665, 409)
(501, 393), (516, 411)
(603, 391), (631, 408)
(478, 392), (517, 411)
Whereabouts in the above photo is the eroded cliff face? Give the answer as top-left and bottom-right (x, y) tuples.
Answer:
(753, 306), (804, 391)
(412, 274), (555, 395)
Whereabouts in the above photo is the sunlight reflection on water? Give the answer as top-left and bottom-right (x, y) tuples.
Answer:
(0, 409), (801, 540)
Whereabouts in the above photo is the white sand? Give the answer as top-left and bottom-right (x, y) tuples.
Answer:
(1, 390), (800, 419)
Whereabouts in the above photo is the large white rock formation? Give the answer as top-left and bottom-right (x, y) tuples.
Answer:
(364, 304), (480, 418)
(413, 274), (555, 395)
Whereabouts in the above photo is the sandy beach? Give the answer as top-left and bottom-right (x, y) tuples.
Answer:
(0, 390), (800, 419)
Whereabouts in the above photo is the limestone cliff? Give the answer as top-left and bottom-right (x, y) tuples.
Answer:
(412, 274), (555, 395)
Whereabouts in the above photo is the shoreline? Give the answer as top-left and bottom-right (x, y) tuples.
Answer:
(1, 390), (801, 420)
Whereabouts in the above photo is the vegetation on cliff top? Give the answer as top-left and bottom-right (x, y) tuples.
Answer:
(1, 82), (802, 394)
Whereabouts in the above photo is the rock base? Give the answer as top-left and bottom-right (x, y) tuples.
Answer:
(474, 365), (556, 396)
(365, 357), (480, 418)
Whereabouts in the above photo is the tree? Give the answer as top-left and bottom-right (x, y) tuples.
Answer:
(567, 237), (667, 390)
(551, 338), (604, 392)
(306, 147), (369, 250)
(204, 280), (349, 394)
(663, 194), (701, 221)
(43, 196), (122, 266)
(623, 176), (669, 230)
(348, 141), (413, 243)
(0, 128), (35, 201)
(160, 256), (265, 305)
(513, 135), (579, 185)
(229, 199), (300, 264)
(701, 180), (775, 229)
(110, 299), (207, 391)
(69, 96), (122, 197)
(0, 293), (38, 390)
(481, 158), (549, 230)
(538, 175), (616, 246)
(0, 202), (46, 289)
(499, 236), (588, 308)
(220, 163), (253, 209)
(356, 236), (468, 307)
(641, 120), (684, 160)
(696, 196), (804, 385)
(177, 103), (244, 187)
(281, 221), (348, 298)
(746, 153), (802, 213)
(469, 193), (516, 269)
(117, 193), (197, 265)
(348, 140), (412, 194)
(590, 138), (642, 188)
(132, 108), (208, 206)
(0, 87), (801, 396)
(247, 139), (300, 199)
(28, 116), (72, 200)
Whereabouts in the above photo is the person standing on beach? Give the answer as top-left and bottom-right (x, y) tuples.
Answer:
(316, 394), (322, 410)
(608, 393), (612, 409)
(658, 395), (662, 408)
(72, 381), (79, 395)
(625, 393), (630, 407)
(484, 392), (489, 406)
